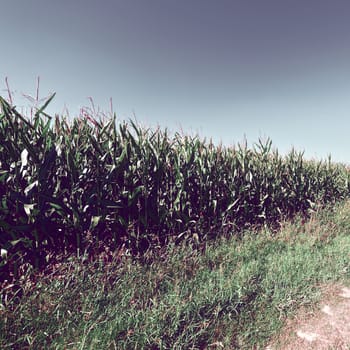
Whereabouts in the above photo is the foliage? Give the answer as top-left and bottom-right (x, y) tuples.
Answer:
(0, 95), (350, 277)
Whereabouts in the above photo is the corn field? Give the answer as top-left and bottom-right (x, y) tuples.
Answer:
(1, 95), (350, 277)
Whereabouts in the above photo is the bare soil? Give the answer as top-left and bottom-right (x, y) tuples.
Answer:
(266, 283), (350, 350)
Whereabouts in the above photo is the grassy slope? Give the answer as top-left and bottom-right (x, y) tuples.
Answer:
(1, 201), (350, 349)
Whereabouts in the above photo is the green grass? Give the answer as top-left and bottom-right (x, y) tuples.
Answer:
(1, 200), (349, 349)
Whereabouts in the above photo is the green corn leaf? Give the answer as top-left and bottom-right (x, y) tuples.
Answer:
(40, 196), (72, 216)
(20, 149), (29, 174)
(128, 186), (144, 207)
(39, 147), (57, 183)
(24, 181), (38, 196)
(20, 132), (40, 163)
(90, 215), (101, 230)
(34, 93), (56, 118)
(23, 203), (35, 217)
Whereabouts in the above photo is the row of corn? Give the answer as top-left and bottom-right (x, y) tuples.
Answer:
(1, 95), (349, 275)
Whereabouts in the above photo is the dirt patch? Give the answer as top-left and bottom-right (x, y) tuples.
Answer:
(266, 283), (350, 350)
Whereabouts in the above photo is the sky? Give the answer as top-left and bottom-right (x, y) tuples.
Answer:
(1, 0), (350, 163)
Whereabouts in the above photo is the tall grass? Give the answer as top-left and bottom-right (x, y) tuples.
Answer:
(1, 200), (350, 349)
(1, 95), (350, 279)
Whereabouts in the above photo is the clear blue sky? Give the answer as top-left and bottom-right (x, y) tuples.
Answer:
(1, 0), (350, 163)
